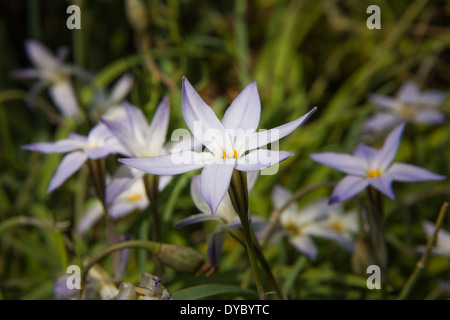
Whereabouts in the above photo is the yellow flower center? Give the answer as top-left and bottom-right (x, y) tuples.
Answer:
(286, 220), (301, 236)
(367, 169), (381, 179)
(330, 221), (344, 233)
(223, 149), (239, 159)
(128, 194), (142, 202)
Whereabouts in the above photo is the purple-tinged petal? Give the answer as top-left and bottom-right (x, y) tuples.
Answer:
(236, 150), (293, 172)
(118, 151), (208, 175)
(372, 122), (405, 172)
(48, 151), (87, 193)
(109, 73), (134, 103)
(310, 152), (367, 176)
(289, 236), (318, 260)
(56, 46), (70, 63)
(200, 163), (235, 215)
(414, 110), (446, 124)
(101, 117), (138, 156)
(387, 163), (446, 182)
(368, 93), (398, 110)
(362, 113), (400, 132)
(190, 175), (213, 213)
(83, 146), (116, 160)
(304, 224), (346, 243)
(109, 201), (143, 219)
(243, 107), (317, 151)
(271, 184), (299, 213)
(22, 138), (84, 154)
(24, 39), (59, 70)
(10, 68), (41, 79)
(48, 80), (79, 118)
(146, 96), (170, 155)
(415, 90), (446, 106)
(221, 81), (260, 132)
(77, 200), (103, 235)
(329, 176), (369, 204)
(353, 144), (378, 164)
(124, 102), (149, 145)
(181, 77), (228, 151)
(207, 232), (225, 267)
(174, 213), (221, 227)
(369, 175), (395, 200)
(397, 81), (419, 102)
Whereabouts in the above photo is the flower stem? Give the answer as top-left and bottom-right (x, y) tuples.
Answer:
(228, 170), (265, 300)
(397, 202), (448, 300)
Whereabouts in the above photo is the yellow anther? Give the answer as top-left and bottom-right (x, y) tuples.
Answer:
(223, 151), (227, 159)
(128, 194), (142, 202)
(233, 149), (238, 158)
(367, 169), (382, 179)
(330, 221), (344, 233)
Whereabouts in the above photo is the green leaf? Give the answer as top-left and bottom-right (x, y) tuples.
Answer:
(172, 284), (257, 300)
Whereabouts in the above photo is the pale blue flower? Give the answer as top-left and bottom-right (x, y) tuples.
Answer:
(310, 123), (446, 204)
(22, 123), (127, 193)
(364, 81), (446, 132)
(119, 77), (317, 214)
(271, 185), (347, 260)
(11, 39), (91, 118)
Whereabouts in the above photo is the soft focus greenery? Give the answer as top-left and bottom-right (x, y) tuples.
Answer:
(0, 0), (449, 300)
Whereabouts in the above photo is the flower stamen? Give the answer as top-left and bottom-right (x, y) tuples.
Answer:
(128, 194), (142, 202)
(367, 169), (381, 179)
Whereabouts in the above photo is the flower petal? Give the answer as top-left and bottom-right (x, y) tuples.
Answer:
(387, 162), (446, 182)
(48, 80), (80, 118)
(236, 150), (293, 172)
(207, 231), (226, 267)
(174, 213), (221, 227)
(243, 107), (317, 150)
(414, 110), (446, 125)
(108, 73), (134, 103)
(200, 163), (235, 215)
(221, 81), (260, 132)
(369, 175), (395, 200)
(362, 112), (401, 132)
(77, 200), (103, 235)
(48, 151), (88, 193)
(372, 122), (405, 172)
(353, 144), (378, 164)
(289, 236), (318, 260)
(181, 77), (228, 152)
(368, 93), (398, 110)
(146, 96), (170, 156)
(118, 151), (207, 175)
(22, 138), (84, 154)
(310, 152), (367, 176)
(190, 175), (212, 213)
(397, 81), (419, 102)
(329, 176), (369, 204)
(24, 39), (59, 70)
(271, 184), (299, 214)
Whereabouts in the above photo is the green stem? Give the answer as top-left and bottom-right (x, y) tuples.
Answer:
(228, 170), (265, 300)
(397, 202), (448, 300)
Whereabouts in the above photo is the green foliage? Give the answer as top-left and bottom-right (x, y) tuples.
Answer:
(0, 0), (449, 300)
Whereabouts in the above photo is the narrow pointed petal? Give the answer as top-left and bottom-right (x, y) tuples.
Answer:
(207, 232), (225, 267)
(414, 110), (446, 124)
(109, 201), (144, 219)
(22, 138), (84, 154)
(124, 102), (149, 145)
(56, 46), (70, 63)
(290, 236), (318, 260)
(310, 152), (367, 176)
(362, 113), (400, 132)
(77, 200), (103, 235)
(200, 163), (235, 215)
(109, 73), (134, 103)
(101, 117), (137, 156)
(368, 93), (398, 110)
(329, 176), (369, 204)
(243, 107), (317, 150)
(372, 122), (405, 172)
(398, 81), (419, 102)
(387, 163), (446, 182)
(271, 184), (299, 214)
(369, 175), (395, 200)
(190, 175), (213, 213)
(181, 77), (228, 151)
(47, 151), (87, 193)
(174, 213), (221, 227)
(10, 68), (40, 79)
(48, 80), (79, 118)
(304, 224), (346, 243)
(118, 151), (207, 175)
(416, 90), (446, 106)
(24, 39), (59, 70)
(353, 144), (378, 163)
(221, 81), (260, 131)
(236, 150), (293, 172)
(146, 96), (170, 155)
